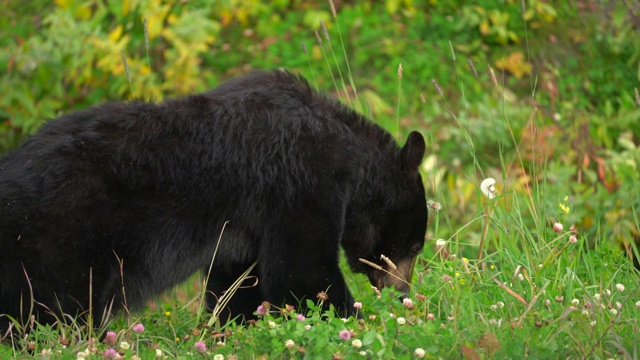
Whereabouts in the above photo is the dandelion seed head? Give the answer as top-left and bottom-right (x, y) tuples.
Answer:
(480, 178), (497, 199)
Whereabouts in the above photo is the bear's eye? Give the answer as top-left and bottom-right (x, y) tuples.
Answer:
(410, 243), (423, 256)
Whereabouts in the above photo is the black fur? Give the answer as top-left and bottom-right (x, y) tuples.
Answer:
(0, 70), (427, 328)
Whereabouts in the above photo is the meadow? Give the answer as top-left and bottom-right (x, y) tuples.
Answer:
(1, 0), (639, 358)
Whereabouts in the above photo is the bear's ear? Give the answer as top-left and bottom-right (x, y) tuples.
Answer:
(400, 131), (425, 175)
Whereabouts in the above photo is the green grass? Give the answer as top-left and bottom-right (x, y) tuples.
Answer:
(2, 1), (640, 359)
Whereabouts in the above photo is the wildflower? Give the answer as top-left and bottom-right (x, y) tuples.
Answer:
(133, 323), (144, 333)
(442, 275), (452, 282)
(571, 299), (579, 306)
(76, 350), (87, 359)
(359, 351), (367, 356)
(352, 339), (363, 349)
(415, 348), (426, 358)
(131, 356), (141, 360)
(544, 299), (551, 308)
(553, 222), (563, 233)
(317, 291), (329, 301)
(496, 301), (504, 308)
(213, 355), (224, 360)
(256, 305), (267, 315)
(490, 304), (498, 311)
(426, 313), (435, 321)
(104, 348), (118, 359)
(559, 203), (570, 214)
(594, 293), (601, 301)
(296, 313), (305, 321)
(304, 324), (312, 331)
(447, 316), (455, 322)
(104, 331), (117, 346)
(268, 320), (276, 328)
(615, 302), (622, 309)
(397, 317), (407, 325)
(604, 289), (611, 296)
(339, 330), (351, 341)
(635, 300), (640, 309)
(353, 302), (363, 309)
(616, 283), (625, 293)
(402, 298), (414, 309)
(435, 239), (447, 249)
(120, 341), (130, 350)
(581, 310), (589, 317)
(518, 273), (524, 281)
(610, 309), (618, 316)
(164, 311), (171, 317)
(590, 321), (596, 327)
(480, 178), (497, 199)
(368, 315), (376, 320)
(416, 294), (426, 301)
(284, 339), (295, 349)
(568, 235), (577, 244)
(155, 349), (163, 358)
(555, 295), (564, 303)
(341, 318), (348, 323)
(427, 200), (442, 212)
(194, 341), (206, 353)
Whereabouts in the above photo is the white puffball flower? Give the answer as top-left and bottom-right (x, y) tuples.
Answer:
(397, 317), (407, 325)
(616, 284), (625, 293)
(435, 239), (447, 249)
(480, 178), (497, 199)
(352, 339), (363, 349)
(415, 348), (426, 358)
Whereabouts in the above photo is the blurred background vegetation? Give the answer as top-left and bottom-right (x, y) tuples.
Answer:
(1, 0), (639, 261)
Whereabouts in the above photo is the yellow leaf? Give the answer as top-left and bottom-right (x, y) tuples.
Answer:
(76, 5), (92, 20)
(109, 25), (124, 43)
(495, 52), (532, 78)
(55, 0), (71, 8)
(123, 0), (130, 16)
(479, 21), (490, 36)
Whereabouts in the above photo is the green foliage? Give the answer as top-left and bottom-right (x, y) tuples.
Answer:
(1, 0), (640, 358)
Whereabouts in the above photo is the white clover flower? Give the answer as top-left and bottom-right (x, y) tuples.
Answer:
(581, 310), (589, 317)
(518, 273), (524, 281)
(435, 239), (447, 249)
(635, 300), (640, 309)
(568, 235), (577, 244)
(616, 284), (625, 293)
(553, 222), (563, 233)
(490, 304), (498, 311)
(497, 301), (505, 308)
(402, 298), (414, 308)
(268, 320), (277, 328)
(571, 299), (580, 306)
(426, 313), (435, 321)
(594, 293), (601, 301)
(604, 289), (611, 296)
(397, 317), (407, 325)
(590, 320), (596, 327)
(480, 178), (497, 199)
(284, 339), (295, 349)
(213, 355), (224, 360)
(610, 309), (618, 316)
(304, 324), (312, 331)
(119, 341), (130, 350)
(415, 348), (426, 358)
(359, 351), (367, 356)
(155, 349), (163, 358)
(352, 339), (363, 349)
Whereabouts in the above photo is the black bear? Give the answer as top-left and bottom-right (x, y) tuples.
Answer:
(0, 70), (427, 329)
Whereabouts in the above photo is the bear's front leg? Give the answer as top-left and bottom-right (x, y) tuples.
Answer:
(257, 209), (356, 318)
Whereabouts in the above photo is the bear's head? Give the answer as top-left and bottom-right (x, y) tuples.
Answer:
(343, 131), (427, 298)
